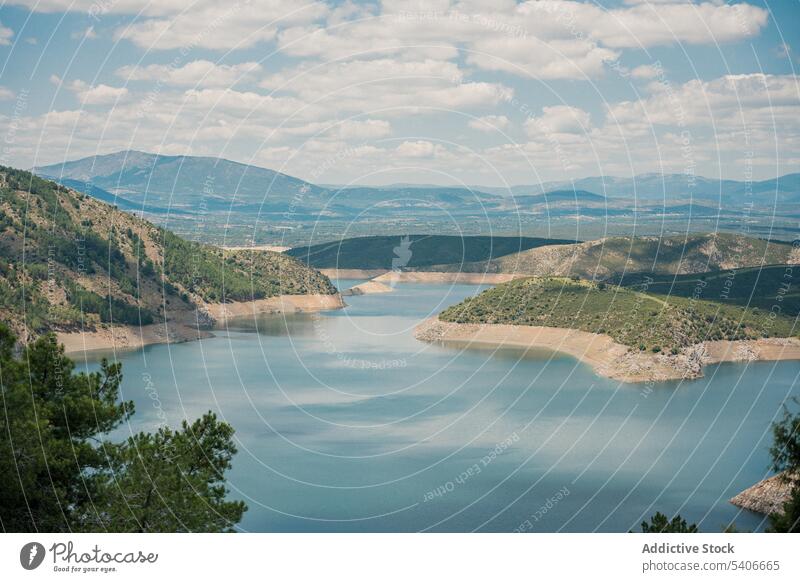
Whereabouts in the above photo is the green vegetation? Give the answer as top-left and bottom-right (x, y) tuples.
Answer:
(0, 325), (245, 532)
(287, 234), (575, 270)
(161, 230), (335, 302)
(615, 264), (800, 316)
(439, 277), (798, 352)
(0, 166), (335, 337)
(445, 233), (797, 278)
(768, 398), (800, 532)
(638, 512), (699, 533)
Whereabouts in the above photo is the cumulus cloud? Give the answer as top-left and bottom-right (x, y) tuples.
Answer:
(260, 58), (512, 114)
(67, 80), (129, 105)
(0, 21), (13, 45)
(117, 60), (263, 87)
(468, 115), (510, 132)
(607, 74), (800, 129)
(0, 87), (15, 100)
(527, 105), (592, 136)
(630, 64), (662, 80)
(395, 140), (436, 158)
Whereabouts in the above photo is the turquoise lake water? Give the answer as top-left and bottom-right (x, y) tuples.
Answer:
(78, 281), (800, 532)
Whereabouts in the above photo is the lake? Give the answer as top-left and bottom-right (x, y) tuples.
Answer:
(76, 280), (800, 532)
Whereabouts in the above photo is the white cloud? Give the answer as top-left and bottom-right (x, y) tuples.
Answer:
(467, 36), (618, 79)
(336, 119), (391, 139)
(468, 115), (510, 132)
(0, 21), (13, 45)
(0, 87), (15, 100)
(70, 26), (96, 40)
(67, 80), (129, 105)
(521, 1), (768, 48)
(630, 64), (661, 80)
(117, 60), (263, 88)
(607, 74), (800, 129)
(527, 105), (592, 135)
(260, 58), (511, 114)
(395, 140), (436, 158)
(117, 1), (328, 50)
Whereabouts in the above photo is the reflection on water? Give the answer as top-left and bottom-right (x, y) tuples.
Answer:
(81, 282), (799, 532)
(221, 313), (319, 337)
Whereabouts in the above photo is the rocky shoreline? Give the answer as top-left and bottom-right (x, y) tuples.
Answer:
(59, 293), (345, 355)
(415, 318), (800, 383)
(730, 473), (797, 516)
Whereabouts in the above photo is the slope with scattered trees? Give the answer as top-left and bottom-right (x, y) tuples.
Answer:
(0, 166), (335, 340)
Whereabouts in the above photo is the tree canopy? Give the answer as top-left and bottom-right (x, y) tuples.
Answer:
(0, 324), (245, 532)
(767, 398), (800, 533)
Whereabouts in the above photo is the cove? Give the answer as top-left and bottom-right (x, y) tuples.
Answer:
(77, 281), (800, 532)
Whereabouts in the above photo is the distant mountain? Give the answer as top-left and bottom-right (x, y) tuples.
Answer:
(474, 173), (800, 203)
(33, 153), (800, 238)
(0, 166), (335, 339)
(34, 151), (505, 217)
(34, 150), (328, 211)
(513, 189), (606, 206)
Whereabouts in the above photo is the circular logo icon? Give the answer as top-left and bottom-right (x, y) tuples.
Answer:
(20, 542), (46, 570)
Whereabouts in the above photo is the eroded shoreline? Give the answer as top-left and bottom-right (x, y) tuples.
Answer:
(415, 318), (800, 383)
(58, 293), (345, 355)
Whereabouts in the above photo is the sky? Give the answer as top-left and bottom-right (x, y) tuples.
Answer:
(0, 0), (798, 187)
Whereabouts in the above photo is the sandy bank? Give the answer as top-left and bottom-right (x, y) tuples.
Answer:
(58, 321), (208, 355)
(375, 271), (524, 285)
(342, 280), (394, 296)
(222, 244), (290, 252)
(59, 294), (344, 355)
(730, 473), (797, 515)
(415, 318), (800, 383)
(319, 268), (389, 279)
(203, 293), (344, 322)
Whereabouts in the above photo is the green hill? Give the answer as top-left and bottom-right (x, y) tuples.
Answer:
(287, 235), (576, 270)
(439, 277), (798, 353)
(0, 166), (335, 337)
(426, 233), (798, 278)
(614, 264), (800, 316)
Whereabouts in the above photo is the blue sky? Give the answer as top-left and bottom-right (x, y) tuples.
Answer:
(0, 0), (798, 186)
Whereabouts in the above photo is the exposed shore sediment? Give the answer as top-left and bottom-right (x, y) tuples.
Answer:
(203, 293), (344, 322)
(319, 268), (389, 279)
(59, 293), (344, 355)
(414, 318), (800, 383)
(374, 271), (524, 285)
(342, 280), (394, 296)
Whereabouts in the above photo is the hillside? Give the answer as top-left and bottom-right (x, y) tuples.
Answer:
(614, 264), (800, 315)
(286, 235), (576, 270)
(424, 234), (799, 279)
(438, 277), (797, 353)
(0, 166), (336, 340)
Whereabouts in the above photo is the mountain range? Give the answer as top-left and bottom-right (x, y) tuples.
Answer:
(32, 151), (800, 246)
